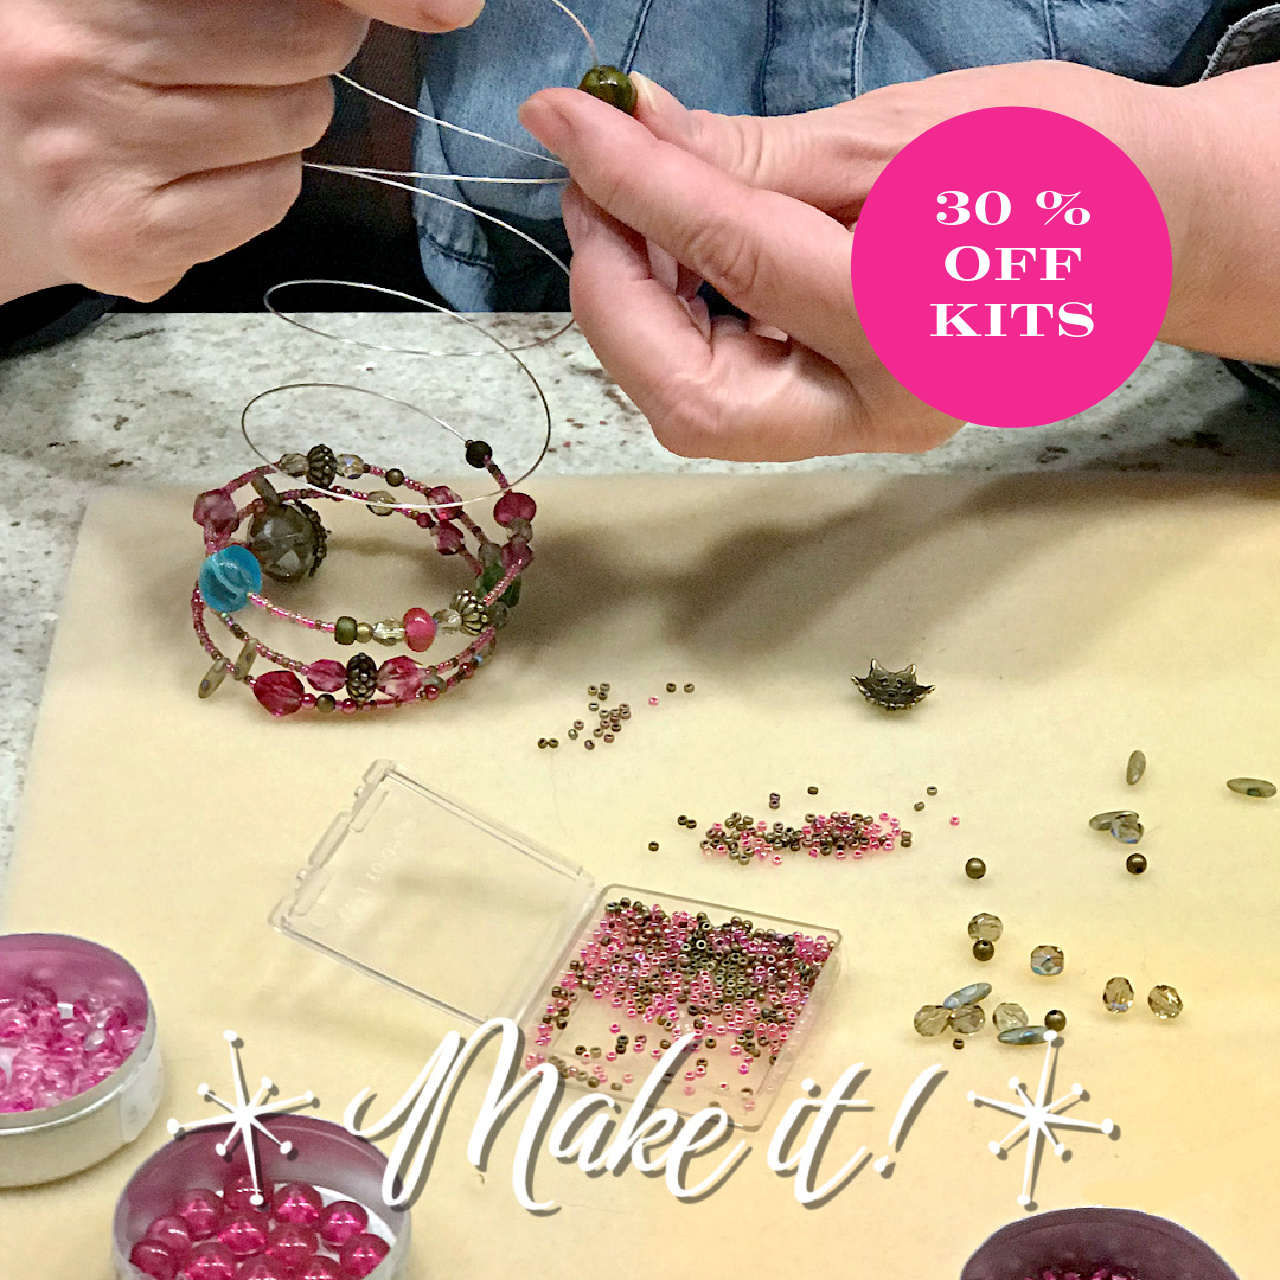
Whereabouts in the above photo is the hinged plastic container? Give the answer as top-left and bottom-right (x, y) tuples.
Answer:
(271, 761), (841, 1127)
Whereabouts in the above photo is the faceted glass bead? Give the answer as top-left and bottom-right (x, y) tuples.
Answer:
(376, 655), (423, 702)
(304, 660), (347, 693)
(427, 486), (462, 519)
(943, 983), (991, 1009)
(372, 619), (404, 646)
(1109, 813), (1143, 844)
(912, 1005), (952, 1037)
(338, 1233), (390, 1278)
(248, 505), (318, 583)
(998, 1026), (1049, 1045)
(265, 1223), (319, 1272)
(402, 608), (437, 653)
(950, 1003), (985, 1035)
(172, 1189), (224, 1240)
(273, 1183), (324, 1227)
(316, 1201), (368, 1248)
(365, 491), (395, 517)
(434, 522), (465, 555)
(198, 662), (228, 700)
(1227, 777), (1276, 798)
(993, 1002), (1029, 1033)
(337, 454), (367, 479)
(1089, 809), (1136, 831)
(493, 490), (537, 526)
(1030, 945), (1065, 976)
(488, 602), (511, 629)
(277, 453), (309, 477)
(967, 913), (1003, 943)
(432, 607), (461, 632)
(193, 490), (239, 539)
(130, 1240), (179, 1280)
(232, 639), (257, 682)
(1103, 976), (1135, 1013)
(1148, 984), (1183, 1018)
(501, 537), (532, 574)
(199, 545), (262, 613)
(253, 670), (306, 716)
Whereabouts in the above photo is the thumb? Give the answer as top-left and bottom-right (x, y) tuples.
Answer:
(630, 73), (874, 219)
(341, 0), (485, 33)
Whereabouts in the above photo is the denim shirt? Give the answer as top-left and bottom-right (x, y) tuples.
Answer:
(412, 0), (1228, 311)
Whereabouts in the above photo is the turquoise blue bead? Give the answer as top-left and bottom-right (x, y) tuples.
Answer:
(199, 545), (262, 613)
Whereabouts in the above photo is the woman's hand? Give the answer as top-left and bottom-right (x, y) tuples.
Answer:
(0, 0), (484, 304)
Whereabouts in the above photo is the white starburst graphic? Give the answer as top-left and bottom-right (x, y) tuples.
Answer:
(167, 1030), (318, 1205)
(968, 1031), (1115, 1208)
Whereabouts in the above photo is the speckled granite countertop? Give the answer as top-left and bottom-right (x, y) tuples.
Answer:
(0, 310), (1277, 893)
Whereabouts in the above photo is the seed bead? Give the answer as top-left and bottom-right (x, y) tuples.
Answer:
(973, 940), (995, 962)
(965, 857), (987, 880)
(1044, 1009), (1067, 1033)
(1126, 852), (1148, 875)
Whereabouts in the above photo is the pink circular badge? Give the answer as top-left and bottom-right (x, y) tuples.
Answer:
(850, 107), (1171, 428)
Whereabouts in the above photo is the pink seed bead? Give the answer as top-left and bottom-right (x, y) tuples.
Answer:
(338, 1233), (390, 1279)
(648, 697), (659, 706)
(131, 1240), (179, 1280)
(316, 1202), (368, 1249)
(950, 816), (960, 826)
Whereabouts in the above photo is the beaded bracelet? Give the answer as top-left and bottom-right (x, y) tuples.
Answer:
(191, 442), (535, 716)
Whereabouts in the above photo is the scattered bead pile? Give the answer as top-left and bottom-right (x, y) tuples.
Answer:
(0, 982), (144, 1113)
(697, 804), (907, 866)
(525, 898), (835, 1109)
(128, 1175), (390, 1280)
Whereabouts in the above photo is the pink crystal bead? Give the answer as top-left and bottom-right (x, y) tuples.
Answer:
(193, 490), (240, 540)
(182, 1241), (238, 1280)
(500, 537), (532, 573)
(272, 1182), (324, 1228)
(304, 660), (348, 693)
(375, 655), (422, 702)
(266, 1223), (319, 1273)
(299, 1259), (342, 1280)
(493, 491), (536, 525)
(131, 1240), (180, 1280)
(236, 1259), (287, 1280)
(316, 1202), (368, 1248)
(253, 670), (306, 717)
(218, 1213), (270, 1258)
(0, 1003), (31, 1044)
(426, 486), (462, 519)
(223, 1173), (271, 1214)
(338, 1234), (390, 1279)
(147, 1214), (194, 1259)
(401, 608), (437, 654)
(433, 522), (464, 555)
(173, 1189), (224, 1240)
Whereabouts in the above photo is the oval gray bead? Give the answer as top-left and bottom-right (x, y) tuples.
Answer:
(1089, 809), (1137, 831)
(943, 982), (993, 1010)
(1126, 750), (1146, 785)
(998, 1026), (1049, 1045)
(1227, 777), (1276, 798)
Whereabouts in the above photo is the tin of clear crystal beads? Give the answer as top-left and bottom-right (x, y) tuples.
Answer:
(998, 1026), (1049, 1045)
(277, 452), (308, 477)
(993, 1002), (1029, 1033)
(913, 1005), (952, 1037)
(231, 638), (257, 682)
(198, 661), (228, 699)
(372, 619), (405, 646)
(1089, 809), (1137, 831)
(1148, 984), (1183, 1018)
(1030, 945), (1064, 976)
(950, 1003), (985, 1035)
(337, 453), (367, 479)
(1103, 976), (1135, 1013)
(1110, 813), (1143, 844)
(1227, 777), (1276, 798)
(1126, 750), (1146, 785)
(943, 983), (992, 1010)
(967, 913), (1003, 944)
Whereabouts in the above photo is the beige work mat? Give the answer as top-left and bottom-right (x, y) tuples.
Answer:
(5, 474), (1280, 1277)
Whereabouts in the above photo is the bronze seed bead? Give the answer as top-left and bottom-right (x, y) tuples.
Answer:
(1126, 852), (1148, 875)
(355, 621), (374, 644)
(973, 939), (995, 962)
(385, 467), (404, 487)
(953, 1038), (965, 1050)
(464, 439), (493, 468)
(807, 785), (819, 795)
(683, 683), (695, 693)
(914, 801), (925, 812)
(927, 786), (938, 796)
(666, 683), (677, 693)
(965, 857), (987, 880)
(538, 738), (547, 749)
(549, 739), (559, 749)
(316, 694), (337, 713)
(1045, 1010), (1067, 1033)
(648, 841), (659, 851)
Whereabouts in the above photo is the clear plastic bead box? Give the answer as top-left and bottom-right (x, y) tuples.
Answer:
(271, 761), (842, 1128)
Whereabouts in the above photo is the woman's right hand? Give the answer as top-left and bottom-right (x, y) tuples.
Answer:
(0, 0), (484, 304)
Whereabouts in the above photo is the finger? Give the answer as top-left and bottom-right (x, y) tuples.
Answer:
(522, 88), (857, 367)
(340, 0), (486, 32)
(563, 182), (861, 461)
(630, 74), (875, 219)
(63, 155), (303, 295)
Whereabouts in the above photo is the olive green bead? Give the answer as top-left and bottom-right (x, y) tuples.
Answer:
(1045, 1009), (1067, 1033)
(578, 64), (638, 114)
(965, 857), (987, 880)
(1126, 852), (1148, 875)
(334, 615), (358, 646)
(972, 939), (995, 962)
(385, 468), (405, 487)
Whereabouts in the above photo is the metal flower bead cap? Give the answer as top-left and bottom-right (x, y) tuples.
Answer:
(851, 660), (934, 711)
